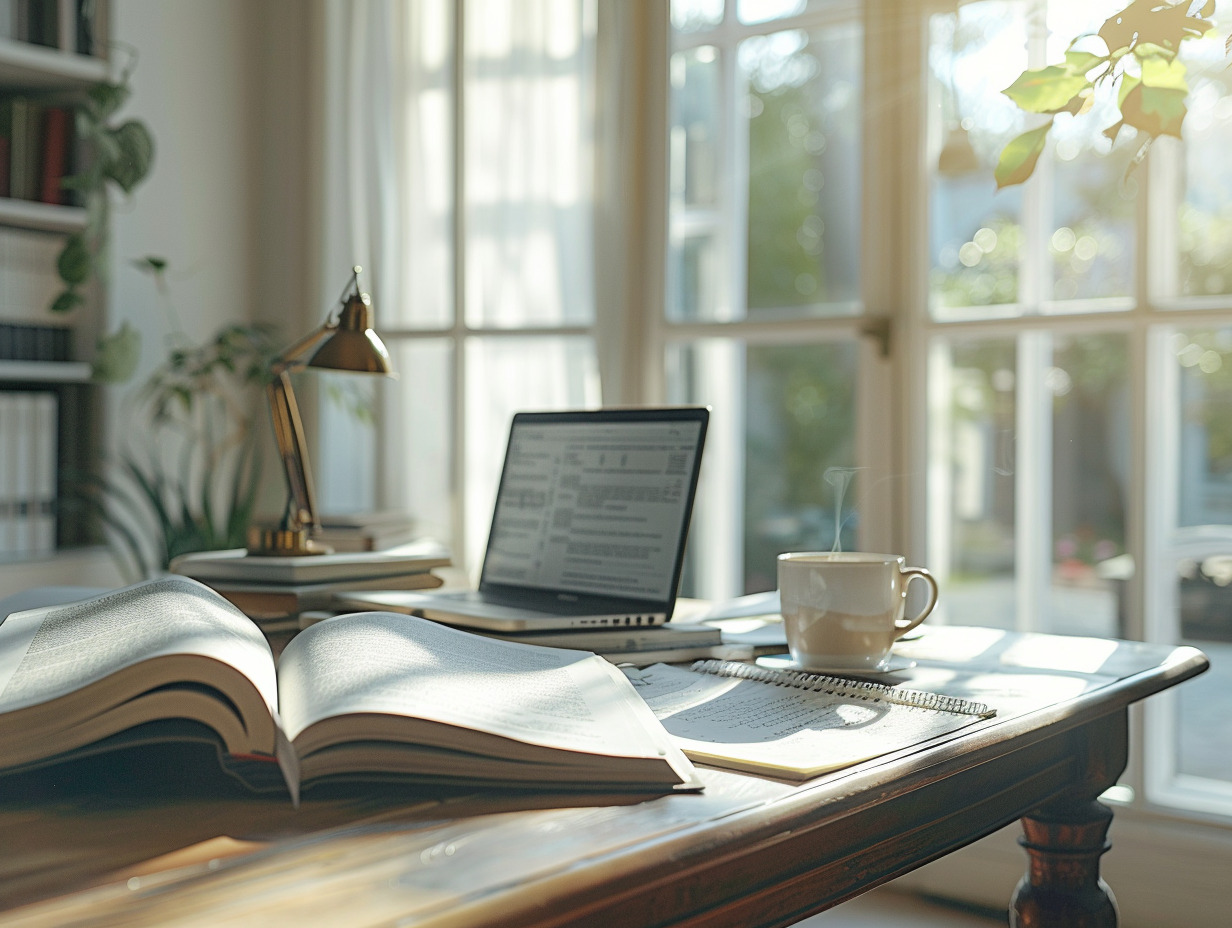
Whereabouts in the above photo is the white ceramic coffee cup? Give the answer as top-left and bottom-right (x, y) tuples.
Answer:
(777, 552), (939, 671)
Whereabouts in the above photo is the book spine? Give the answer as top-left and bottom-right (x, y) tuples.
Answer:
(8, 97), (39, 202)
(38, 105), (68, 205)
(30, 391), (55, 553)
(11, 391), (32, 555)
(0, 393), (13, 554)
(688, 659), (996, 718)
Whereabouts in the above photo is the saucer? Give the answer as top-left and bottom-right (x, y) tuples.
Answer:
(754, 654), (916, 676)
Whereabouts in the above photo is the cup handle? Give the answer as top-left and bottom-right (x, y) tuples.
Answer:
(895, 567), (938, 638)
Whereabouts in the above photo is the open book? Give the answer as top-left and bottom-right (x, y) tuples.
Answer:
(625, 660), (995, 780)
(0, 577), (699, 801)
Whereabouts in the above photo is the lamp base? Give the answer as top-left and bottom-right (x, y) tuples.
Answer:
(246, 525), (334, 557)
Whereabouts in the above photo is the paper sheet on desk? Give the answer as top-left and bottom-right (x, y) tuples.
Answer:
(683, 591), (788, 648)
(690, 590), (780, 621)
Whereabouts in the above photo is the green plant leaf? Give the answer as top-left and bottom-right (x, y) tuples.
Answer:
(92, 322), (142, 384)
(104, 120), (155, 193)
(50, 289), (84, 314)
(1140, 54), (1188, 92)
(56, 233), (91, 286)
(86, 81), (130, 120)
(1064, 50), (1106, 77)
(995, 122), (1052, 190)
(133, 255), (168, 275)
(1120, 81), (1187, 138)
(1002, 65), (1090, 114)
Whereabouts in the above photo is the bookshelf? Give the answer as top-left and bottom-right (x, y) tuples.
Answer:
(0, 0), (109, 565)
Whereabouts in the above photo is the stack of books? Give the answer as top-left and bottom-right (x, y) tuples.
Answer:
(326, 591), (755, 667)
(315, 511), (418, 552)
(169, 540), (451, 635)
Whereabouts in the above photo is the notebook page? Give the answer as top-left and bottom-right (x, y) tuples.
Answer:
(627, 662), (990, 779)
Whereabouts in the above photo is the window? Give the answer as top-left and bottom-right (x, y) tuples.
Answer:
(665, 0), (884, 602)
(922, 0), (1232, 819)
(327, 0), (1232, 845)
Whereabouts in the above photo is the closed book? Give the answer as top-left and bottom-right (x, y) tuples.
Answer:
(170, 540), (450, 585)
(8, 99), (38, 201)
(38, 106), (68, 205)
(0, 394), (13, 553)
(27, 392), (54, 553)
(210, 569), (446, 619)
(10, 392), (32, 554)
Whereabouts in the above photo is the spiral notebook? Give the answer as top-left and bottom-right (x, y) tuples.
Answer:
(624, 660), (996, 780)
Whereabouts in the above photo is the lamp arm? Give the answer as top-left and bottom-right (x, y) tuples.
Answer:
(276, 322), (336, 370)
(266, 368), (320, 535)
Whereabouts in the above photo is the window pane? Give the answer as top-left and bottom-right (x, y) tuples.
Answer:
(670, 46), (721, 211)
(1175, 328), (1232, 526)
(738, 0), (836, 26)
(667, 45), (727, 323)
(928, 4), (1026, 319)
(316, 372), (379, 515)
(1048, 150), (1135, 306)
(463, 0), (595, 329)
(385, 340), (454, 546)
(389, 0), (455, 329)
(742, 24), (861, 317)
(1173, 557), (1232, 785)
(930, 337), (1017, 628)
(464, 336), (599, 570)
(668, 229), (724, 322)
(672, 0), (723, 33)
(666, 339), (857, 597)
(743, 341), (858, 588)
(1047, 334), (1128, 637)
(1177, 41), (1232, 299)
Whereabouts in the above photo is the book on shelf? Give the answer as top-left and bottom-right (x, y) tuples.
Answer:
(19, 0), (58, 48)
(0, 577), (700, 801)
(0, 390), (56, 557)
(1, 95), (75, 205)
(169, 540), (450, 585)
(38, 105), (69, 205)
(625, 660), (996, 780)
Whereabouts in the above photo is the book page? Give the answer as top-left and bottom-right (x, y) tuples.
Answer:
(626, 663), (988, 778)
(0, 576), (277, 716)
(278, 612), (684, 763)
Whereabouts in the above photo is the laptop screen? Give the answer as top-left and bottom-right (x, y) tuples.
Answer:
(479, 409), (708, 604)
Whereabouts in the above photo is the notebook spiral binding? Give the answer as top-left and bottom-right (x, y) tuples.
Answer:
(689, 659), (997, 719)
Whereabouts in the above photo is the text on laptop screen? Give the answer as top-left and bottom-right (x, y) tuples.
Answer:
(482, 419), (703, 600)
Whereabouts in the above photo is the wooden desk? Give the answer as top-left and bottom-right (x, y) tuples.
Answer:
(0, 626), (1207, 928)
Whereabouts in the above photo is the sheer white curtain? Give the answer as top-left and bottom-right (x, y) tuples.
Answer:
(314, 0), (402, 516)
(316, 0), (602, 570)
(463, 0), (596, 329)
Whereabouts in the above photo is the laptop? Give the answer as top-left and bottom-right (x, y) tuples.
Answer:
(342, 407), (709, 631)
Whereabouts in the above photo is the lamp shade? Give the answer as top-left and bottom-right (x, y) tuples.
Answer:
(307, 290), (393, 374)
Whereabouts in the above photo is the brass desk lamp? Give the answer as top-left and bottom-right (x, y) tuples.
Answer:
(248, 266), (394, 556)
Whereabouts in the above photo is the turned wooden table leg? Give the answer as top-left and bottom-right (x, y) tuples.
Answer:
(1009, 711), (1127, 928)
(1009, 797), (1117, 928)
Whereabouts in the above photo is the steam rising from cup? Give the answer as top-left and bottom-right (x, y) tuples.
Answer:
(823, 466), (861, 552)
